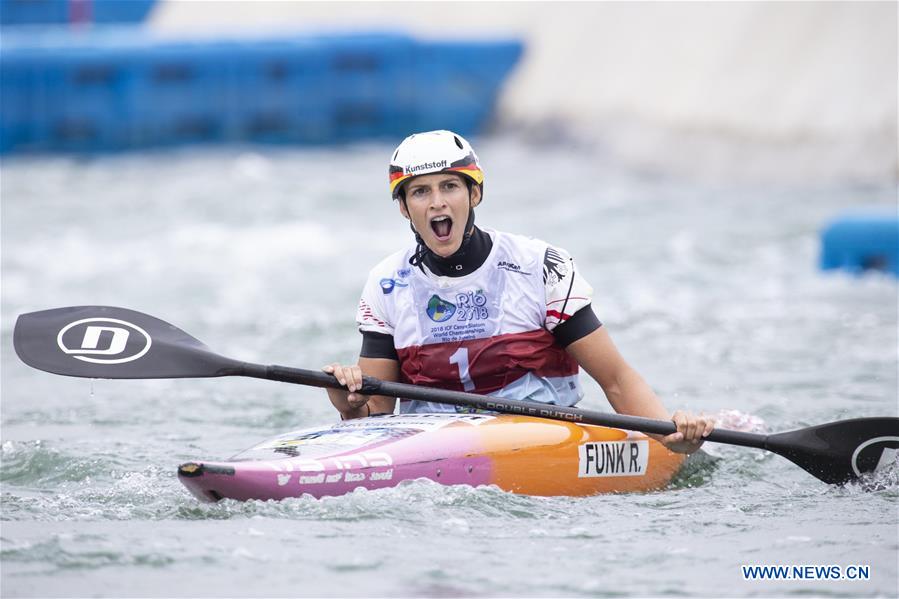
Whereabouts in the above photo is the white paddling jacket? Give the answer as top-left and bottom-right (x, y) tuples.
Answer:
(356, 228), (597, 413)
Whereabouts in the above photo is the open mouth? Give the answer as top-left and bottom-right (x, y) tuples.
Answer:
(430, 215), (453, 240)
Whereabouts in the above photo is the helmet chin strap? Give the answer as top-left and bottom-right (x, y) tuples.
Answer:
(406, 188), (478, 269)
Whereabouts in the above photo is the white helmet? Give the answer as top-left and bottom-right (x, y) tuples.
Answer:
(388, 130), (485, 200)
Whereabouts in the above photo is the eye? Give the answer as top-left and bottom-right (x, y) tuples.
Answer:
(443, 180), (459, 190)
(410, 187), (427, 197)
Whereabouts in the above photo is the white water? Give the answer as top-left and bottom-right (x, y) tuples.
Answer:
(1, 140), (897, 597)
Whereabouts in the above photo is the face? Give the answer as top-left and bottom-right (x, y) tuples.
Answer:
(398, 173), (481, 257)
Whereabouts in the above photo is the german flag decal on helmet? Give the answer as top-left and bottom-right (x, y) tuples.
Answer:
(388, 131), (484, 199)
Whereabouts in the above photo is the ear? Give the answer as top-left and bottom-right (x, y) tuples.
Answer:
(398, 198), (410, 220)
(470, 184), (483, 208)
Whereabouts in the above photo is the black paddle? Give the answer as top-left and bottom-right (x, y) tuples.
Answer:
(13, 305), (899, 485)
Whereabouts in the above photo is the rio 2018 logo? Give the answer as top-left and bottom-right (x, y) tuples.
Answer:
(456, 291), (488, 321)
(426, 291), (489, 322)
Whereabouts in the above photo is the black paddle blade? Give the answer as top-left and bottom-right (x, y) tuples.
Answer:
(766, 417), (899, 484)
(14, 306), (243, 380)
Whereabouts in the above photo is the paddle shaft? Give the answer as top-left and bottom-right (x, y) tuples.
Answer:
(16, 306), (897, 484)
(240, 363), (767, 450)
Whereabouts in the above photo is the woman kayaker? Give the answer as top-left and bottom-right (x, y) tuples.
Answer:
(324, 130), (713, 453)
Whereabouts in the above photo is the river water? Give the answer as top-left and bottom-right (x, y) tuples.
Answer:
(1, 139), (897, 597)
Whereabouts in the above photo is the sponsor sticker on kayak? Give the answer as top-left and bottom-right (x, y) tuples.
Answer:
(578, 440), (649, 477)
(335, 413), (494, 430)
(243, 414), (494, 462)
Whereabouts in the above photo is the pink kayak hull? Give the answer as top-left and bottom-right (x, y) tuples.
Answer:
(178, 413), (685, 502)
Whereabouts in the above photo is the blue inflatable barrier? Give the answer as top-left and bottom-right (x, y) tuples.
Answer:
(227, 39), (331, 144)
(412, 40), (525, 133)
(0, 0), (156, 26)
(0, 29), (523, 153)
(820, 209), (899, 277)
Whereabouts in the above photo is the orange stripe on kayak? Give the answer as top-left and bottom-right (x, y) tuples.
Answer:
(474, 416), (685, 496)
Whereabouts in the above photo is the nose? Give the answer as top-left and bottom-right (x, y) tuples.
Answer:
(429, 187), (448, 208)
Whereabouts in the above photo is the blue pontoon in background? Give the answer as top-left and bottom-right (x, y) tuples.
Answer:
(0, 0), (523, 153)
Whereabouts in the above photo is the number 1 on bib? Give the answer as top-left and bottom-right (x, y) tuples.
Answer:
(449, 347), (476, 391)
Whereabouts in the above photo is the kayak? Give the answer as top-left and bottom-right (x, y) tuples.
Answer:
(178, 413), (686, 501)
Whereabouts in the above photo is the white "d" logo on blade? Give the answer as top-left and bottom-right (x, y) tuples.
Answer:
(57, 318), (152, 364)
